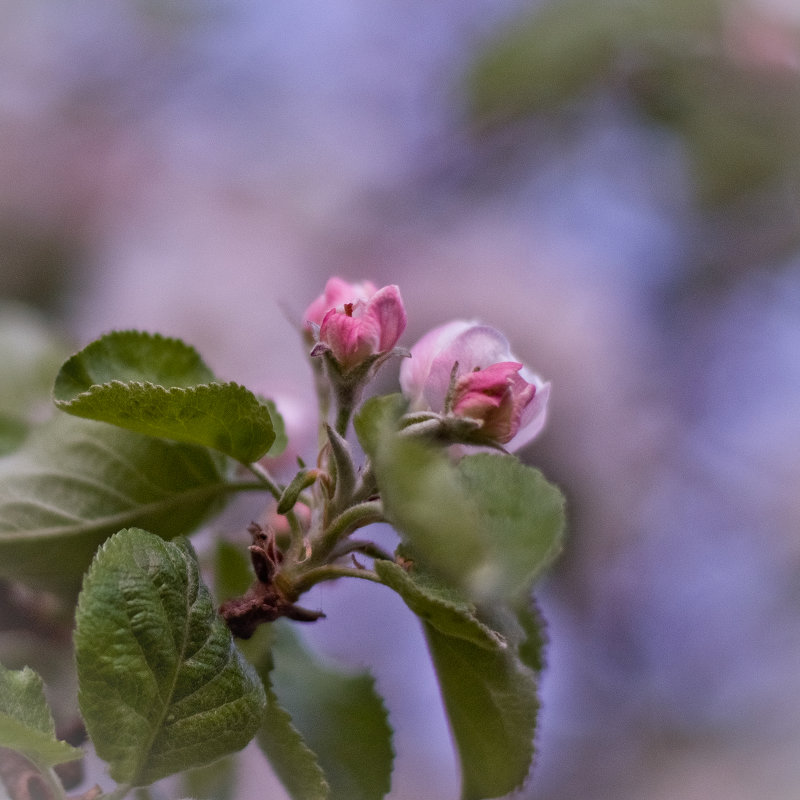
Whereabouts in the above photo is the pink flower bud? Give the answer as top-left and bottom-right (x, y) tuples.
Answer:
(303, 277), (378, 329)
(400, 320), (550, 449)
(317, 284), (407, 371)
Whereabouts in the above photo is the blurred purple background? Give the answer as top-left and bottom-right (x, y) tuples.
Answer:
(4, 1), (800, 798)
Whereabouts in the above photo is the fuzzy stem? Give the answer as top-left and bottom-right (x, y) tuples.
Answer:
(292, 564), (383, 594)
(313, 500), (384, 561)
(244, 462), (283, 501)
(334, 401), (353, 439)
(329, 539), (394, 562)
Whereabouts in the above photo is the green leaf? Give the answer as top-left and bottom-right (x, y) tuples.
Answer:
(54, 330), (276, 463)
(457, 453), (565, 595)
(0, 413), (231, 595)
(56, 330), (215, 390)
(374, 560), (504, 651)
(353, 393), (406, 458)
(262, 397), (287, 458)
(74, 528), (266, 786)
(258, 623), (393, 800)
(257, 668), (330, 800)
(0, 662), (82, 768)
(213, 540), (254, 605)
(182, 754), (238, 800)
(375, 559), (548, 799)
(0, 302), (70, 418)
(376, 437), (565, 600)
(423, 618), (539, 800)
(0, 413), (27, 457)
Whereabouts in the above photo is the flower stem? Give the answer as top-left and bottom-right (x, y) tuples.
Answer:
(245, 462), (283, 501)
(314, 500), (384, 561)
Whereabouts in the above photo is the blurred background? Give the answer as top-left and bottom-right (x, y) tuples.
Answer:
(3, 0), (800, 798)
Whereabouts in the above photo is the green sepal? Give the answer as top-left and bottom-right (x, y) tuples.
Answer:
(74, 528), (266, 786)
(277, 469), (318, 515)
(325, 424), (356, 510)
(0, 662), (82, 769)
(54, 330), (276, 463)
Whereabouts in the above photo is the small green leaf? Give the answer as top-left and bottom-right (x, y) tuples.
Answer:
(258, 623), (393, 800)
(54, 330), (276, 463)
(0, 662), (82, 768)
(424, 620), (539, 800)
(374, 560), (505, 650)
(376, 437), (565, 600)
(55, 330), (215, 391)
(353, 393), (406, 458)
(75, 528), (266, 786)
(0, 413), (230, 594)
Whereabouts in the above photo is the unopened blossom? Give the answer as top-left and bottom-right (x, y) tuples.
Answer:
(400, 320), (550, 449)
(316, 284), (407, 371)
(303, 277), (378, 330)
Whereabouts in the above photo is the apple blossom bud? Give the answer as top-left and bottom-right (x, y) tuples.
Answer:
(303, 277), (378, 329)
(400, 320), (550, 449)
(316, 284), (407, 371)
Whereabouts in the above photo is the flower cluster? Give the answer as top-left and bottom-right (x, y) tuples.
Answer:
(304, 278), (550, 449)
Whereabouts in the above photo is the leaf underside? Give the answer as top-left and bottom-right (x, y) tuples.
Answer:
(0, 414), (229, 594)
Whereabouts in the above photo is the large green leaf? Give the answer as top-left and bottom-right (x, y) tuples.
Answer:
(257, 623), (393, 800)
(374, 560), (504, 650)
(458, 453), (564, 593)
(54, 330), (276, 463)
(377, 556), (546, 799)
(0, 413), (230, 594)
(423, 617), (539, 800)
(0, 662), (82, 769)
(375, 437), (565, 600)
(74, 528), (266, 786)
